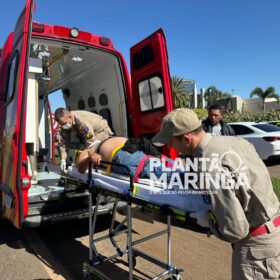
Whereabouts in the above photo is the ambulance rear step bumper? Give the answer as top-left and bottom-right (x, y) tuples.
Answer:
(23, 201), (127, 227)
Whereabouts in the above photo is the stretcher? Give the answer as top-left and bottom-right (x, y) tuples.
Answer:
(66, 161), (210, 280)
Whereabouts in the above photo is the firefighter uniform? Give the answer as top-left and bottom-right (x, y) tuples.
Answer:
(152, 109), (280, 280)
(194, 133), (280, 280)
(59, 110), (114, 161)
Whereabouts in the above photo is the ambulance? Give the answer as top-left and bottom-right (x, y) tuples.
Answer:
(0, 0), (175, 228)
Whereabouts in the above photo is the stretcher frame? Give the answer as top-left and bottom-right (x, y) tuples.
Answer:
(82, 161), (183, 280)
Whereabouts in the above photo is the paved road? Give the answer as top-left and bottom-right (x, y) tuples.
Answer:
(0, 220), (50, 280)
(35, 210), (232, 280)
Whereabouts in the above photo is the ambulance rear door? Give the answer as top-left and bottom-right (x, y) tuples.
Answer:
(0, 0), (35, 228)
(0, 34), (14, 206)
(130, 28), (174, 138)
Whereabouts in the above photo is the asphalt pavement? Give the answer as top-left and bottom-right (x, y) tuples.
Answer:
(0, 220), (50, 280)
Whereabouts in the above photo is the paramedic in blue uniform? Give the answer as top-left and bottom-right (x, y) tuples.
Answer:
(54, 108), (114, 171)
(151, 108), (280, 280)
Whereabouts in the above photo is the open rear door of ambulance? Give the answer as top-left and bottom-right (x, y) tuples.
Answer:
(130, 28), (176, 157)
(0, 0), (35, 228)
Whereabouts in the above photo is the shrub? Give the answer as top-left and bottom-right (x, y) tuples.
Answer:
(272, 178), (280, 201)
(193, 109), (208, 120)
(223, 111), (280, 123)
(191, 109), (280, 123)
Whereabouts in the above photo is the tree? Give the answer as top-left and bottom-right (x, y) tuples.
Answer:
(250, 87), (279, 111)
(171, 76), (192, 108)
(204, 86), (232, 106)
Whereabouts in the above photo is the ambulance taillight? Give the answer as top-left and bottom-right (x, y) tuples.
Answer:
(32, 22), (45, 33)
(99, 37), (111, 47)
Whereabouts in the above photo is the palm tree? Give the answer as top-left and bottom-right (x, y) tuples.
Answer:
(171, 76), (192, 108)
(250, 87), (279, 111)
(204, 86), (232, 106)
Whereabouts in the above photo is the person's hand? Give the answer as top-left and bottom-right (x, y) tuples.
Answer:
(60, 159), (67, 172)
(190, 211), (210, 228)
(88, 152), (102, 165)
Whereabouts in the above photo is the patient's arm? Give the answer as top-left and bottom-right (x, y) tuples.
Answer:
(77, 148), (103, 173)
(88, 151), (102, 164)
(77, 149), (91, 173)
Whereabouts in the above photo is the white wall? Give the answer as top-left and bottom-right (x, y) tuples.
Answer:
(242, 97), (280, 112)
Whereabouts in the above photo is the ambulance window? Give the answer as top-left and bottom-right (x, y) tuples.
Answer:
(88, 96), (95, 108)
(132, 45), (154, 70)
(78, 99), (85, 110)
(138, 76), (165, 112)
(99, 93), (108, 106)
(5, 51), (19, 104)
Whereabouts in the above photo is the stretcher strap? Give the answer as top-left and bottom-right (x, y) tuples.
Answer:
(161, 154), (175, 168)
(106, 144), (125, 176)
(133, 155), (154, 183)
(133, 154), (176, 183)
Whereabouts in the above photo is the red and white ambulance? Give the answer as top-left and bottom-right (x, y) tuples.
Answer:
(0, 0), (175, 228)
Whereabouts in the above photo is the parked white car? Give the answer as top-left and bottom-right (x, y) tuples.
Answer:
(228, 122), (280, 160)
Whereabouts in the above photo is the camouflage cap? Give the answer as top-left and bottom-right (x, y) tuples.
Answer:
(152, 108), (201, 147)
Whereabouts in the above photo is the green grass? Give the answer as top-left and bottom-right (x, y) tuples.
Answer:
(272, 178), (280, 200)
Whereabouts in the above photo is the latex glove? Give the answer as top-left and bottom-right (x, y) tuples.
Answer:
(190, 211), (210, 228)
(60, 159), (67, 172)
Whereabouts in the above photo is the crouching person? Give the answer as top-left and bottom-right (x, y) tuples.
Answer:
(54, 108), (114, 171)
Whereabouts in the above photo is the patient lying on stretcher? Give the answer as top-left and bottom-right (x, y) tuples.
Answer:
(77, 137), (181, 182)
(75, 137), (211, 214)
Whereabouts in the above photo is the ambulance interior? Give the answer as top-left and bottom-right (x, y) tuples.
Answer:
(26, 38), (128, 204)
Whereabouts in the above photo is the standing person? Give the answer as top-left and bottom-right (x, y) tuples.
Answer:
(54, 108), (114, 171)
(152, 108), (280, 280)
(202, 104), (235, 136)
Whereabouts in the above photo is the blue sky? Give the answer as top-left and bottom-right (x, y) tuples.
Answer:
(1, 0), (280, 101)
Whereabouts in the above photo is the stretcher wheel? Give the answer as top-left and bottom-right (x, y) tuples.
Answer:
(128, 255), (137, 268)
(83, 269), (93, 280)
(133, 256), (137, 268)
(171, 274), (182, 280)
